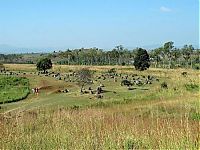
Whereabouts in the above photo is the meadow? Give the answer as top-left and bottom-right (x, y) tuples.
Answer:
(0, 64), (199, 149)
(0, 76), (30, 104)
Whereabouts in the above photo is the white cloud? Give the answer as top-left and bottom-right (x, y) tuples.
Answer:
(160, 6), (172, 12)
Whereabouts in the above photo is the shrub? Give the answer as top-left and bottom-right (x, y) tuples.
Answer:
(108, 68), (116, 74)
(189, 110), (200, 121)
(121, 62), (126, 66)
(71, 105), (80, 110)
(185, 83), (199, 91)
(124, 138), (146, 149)
(121, 80), (133, 86)
(181, 72), (187, 76)
(193, 64), (200, 70)
(0, 63), (5, 72)
(161, 82), (168, 89)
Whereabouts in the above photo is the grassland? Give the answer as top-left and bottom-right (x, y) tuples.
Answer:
(0, 76), (30, 104)
(0, 64), (199, 149)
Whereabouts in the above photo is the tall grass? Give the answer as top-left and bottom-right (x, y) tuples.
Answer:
(0, 65), (199, 149)
(0, 102), (199, 149)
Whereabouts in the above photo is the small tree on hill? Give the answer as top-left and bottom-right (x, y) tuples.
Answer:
(108, 68), (116, 75)
(133, 48), (150, 71)
(36, 58), (52, 73)
(77, 68), (93, 92)
(0, 63), (5, 72)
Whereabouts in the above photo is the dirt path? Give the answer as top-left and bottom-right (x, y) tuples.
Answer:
(0, 76), (62, 115)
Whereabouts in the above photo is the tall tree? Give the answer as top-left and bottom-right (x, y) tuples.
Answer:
(133, 48), (150, 71)
(36, 58), (52, 73)
(163, 41), (174, 69)
(182, 45), (194, 68)
(150, 47), (163, 68)
(0, 63), (5, 72)
(77, 68), (93, 92)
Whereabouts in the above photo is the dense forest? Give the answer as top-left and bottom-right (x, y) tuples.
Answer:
(0, 42), (199, 69)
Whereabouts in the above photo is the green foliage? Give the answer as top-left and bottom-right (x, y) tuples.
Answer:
(164, 41), (174, 54)
(124, 138), (145, 150)
(0, 76), (30, 104)
(182, 45), (194, 61)
(71, 105), (80, 110)
(0, 42), (199, 70)
(185, 83), (199, 91)
(121, 62), (126, 66)
(0, 63), (5, 71)
(36, 58), (52, 73)
(108, 68), (116, 74)
(133, 48), (150, 71)
(189, 111), (200, 121)
(77, 68), (93, 87)
(181, 72), (187, 76)
(161, 82), (168, 89)
(0, 66), (199, 149)
(193, 64), (200, 70)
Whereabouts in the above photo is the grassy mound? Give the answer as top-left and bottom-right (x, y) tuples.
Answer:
(0, 76), (30, 104)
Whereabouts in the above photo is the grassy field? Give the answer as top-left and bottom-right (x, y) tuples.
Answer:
(0, 76), (30, 104)
(0, 64), (199, 149)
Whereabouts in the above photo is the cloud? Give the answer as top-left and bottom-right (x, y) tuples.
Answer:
(160, 6), (172, 12)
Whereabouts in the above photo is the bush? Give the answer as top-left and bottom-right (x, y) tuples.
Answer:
(124, 138), (146, 149)
(0, 63), (5, 72)
(108, 68), (116, 74)
(121, 62), (126, 66)
(161, 82), (168, 89)
(185, 83), (199, 91)
(121, 80), (133, 86)
(181, 72), (187, 76)
(189, 111), (200, 121)
(193, 64), (200, 70)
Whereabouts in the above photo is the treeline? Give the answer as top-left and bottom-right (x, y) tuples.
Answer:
(0, 41), (199, 69)
(150, 42), (199, 69)
(0, 53), (48, 64)
(53, 45), (134, 66)
(0, 54), (34, 64)
(53, 42), (199, 69)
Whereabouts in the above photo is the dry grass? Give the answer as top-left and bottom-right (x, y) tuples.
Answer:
(0, 103), (199, 149)
(0, 64), (199, 149)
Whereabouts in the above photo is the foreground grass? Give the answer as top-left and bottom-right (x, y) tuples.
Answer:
(0, 97), (199, 149)
(0, 64), (199, 149)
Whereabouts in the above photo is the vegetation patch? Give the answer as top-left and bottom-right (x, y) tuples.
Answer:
(0, 76), (30, 104)
(185, 83), (199, 91)
(161, 82), (168, 89)
(123, 138), (146, 149)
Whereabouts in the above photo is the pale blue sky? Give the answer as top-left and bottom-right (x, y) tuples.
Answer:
(0, 0), (199, 52)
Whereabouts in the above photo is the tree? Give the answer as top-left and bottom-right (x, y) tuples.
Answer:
(77, 68), (93, 92)
(36, 58), (52, 73)
(108, 68), (116, 75)
(0, 63), (5, 72)
(163, 41), (174, 69)
(182, 45), (194, 68)
(171, 48), (181, 68)
(133, 48), (150, 71)
(150, 47), (163, 68)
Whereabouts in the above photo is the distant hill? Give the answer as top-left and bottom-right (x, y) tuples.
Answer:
(0, 44), (56, 54)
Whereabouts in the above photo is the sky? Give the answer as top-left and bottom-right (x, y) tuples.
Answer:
(0, 0), (199, 53)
